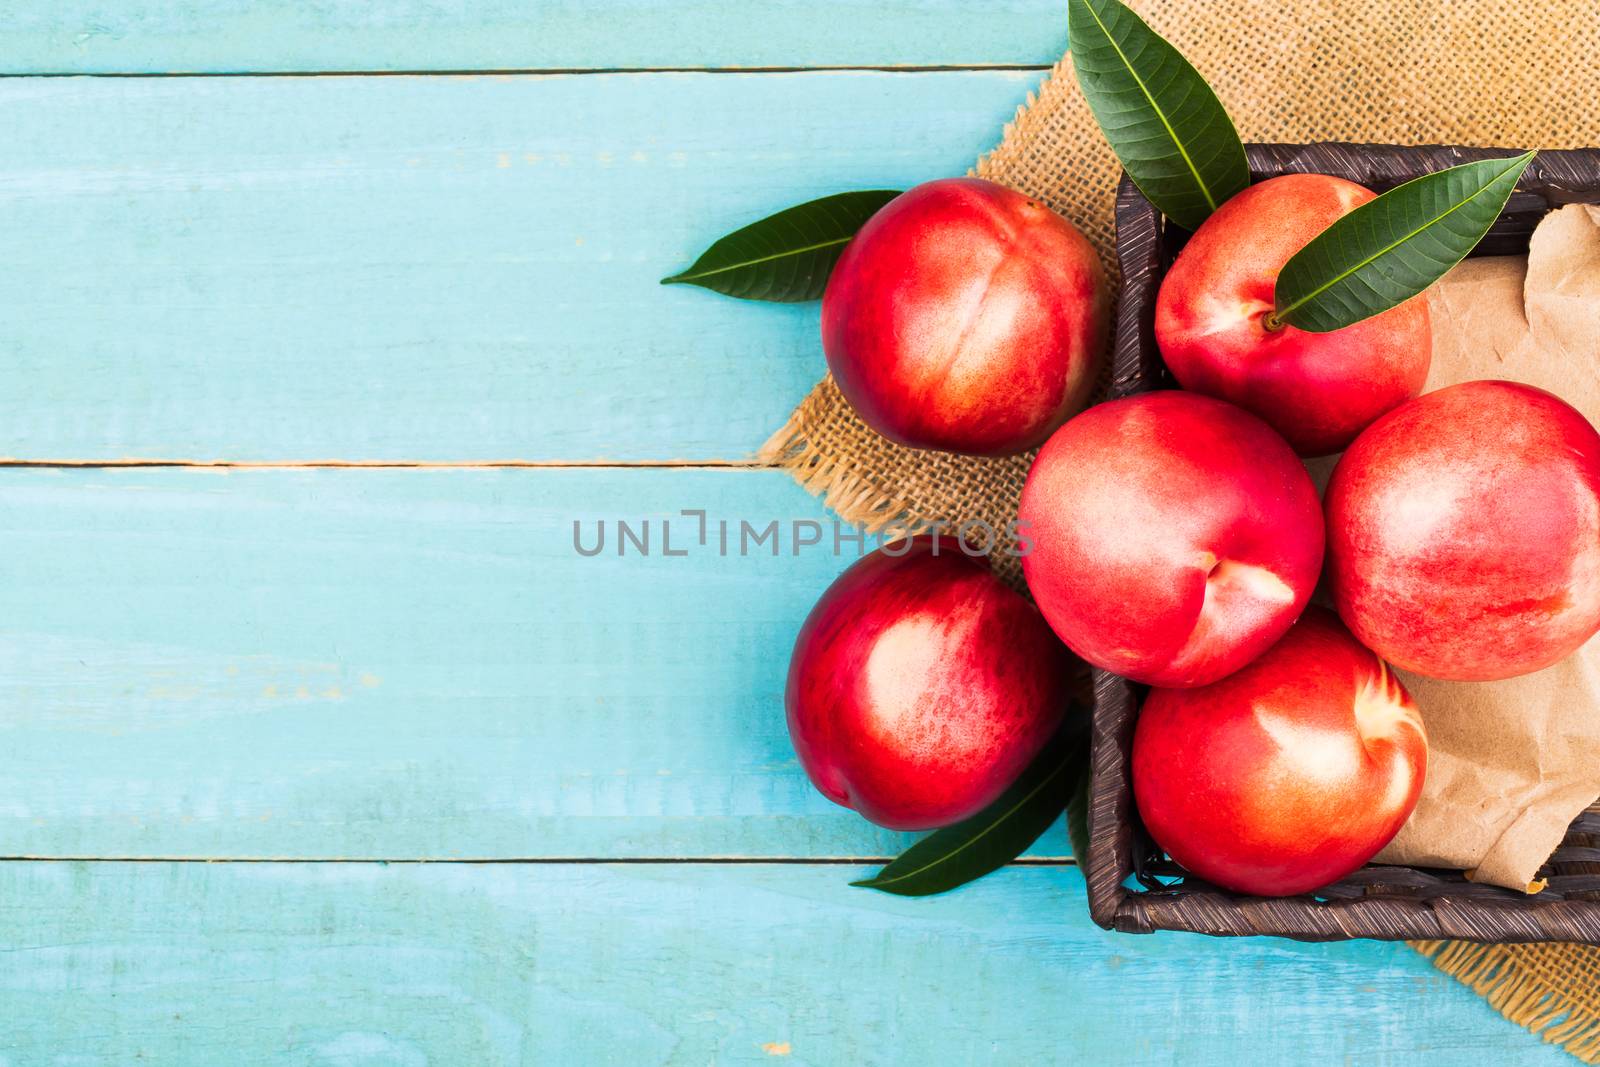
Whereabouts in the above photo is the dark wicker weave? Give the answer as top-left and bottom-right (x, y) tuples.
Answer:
(1087, 143), (1600, 944)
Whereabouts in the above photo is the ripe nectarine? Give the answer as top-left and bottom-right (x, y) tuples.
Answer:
(1154, 174), (1431, 457)
(1327, 379), (1600, 681)
(822, 178), (1109, 456)
(1133, 608), (1427, 897)
(1019, 391), (1324, 688)
(786, 536), (1076, 830)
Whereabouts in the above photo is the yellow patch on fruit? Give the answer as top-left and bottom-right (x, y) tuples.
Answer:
(1353, 661), (1422, 746)
(1204, 558), (1298, 604)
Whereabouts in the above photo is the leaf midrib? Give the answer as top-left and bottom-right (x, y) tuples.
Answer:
(662, 235), (853, 284)
(1276, 155), (1529, 321)
(856, 755), (1072, 889)
(1078, 0), (1218, 214)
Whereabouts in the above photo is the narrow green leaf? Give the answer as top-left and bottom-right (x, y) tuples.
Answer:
(852, 729), (1084, 897)
(1065, 756), (1092, 867)
(1272, 152), (1536, 333)
(661, 190), (901, 302)
(1067, 0), (1249, 231)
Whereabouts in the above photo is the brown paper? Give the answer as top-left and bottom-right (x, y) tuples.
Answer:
(1371, 205), (1600, 891)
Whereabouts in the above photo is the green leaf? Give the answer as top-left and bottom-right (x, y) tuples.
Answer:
(1272, 152), (1536, 333)
(1065, 755), (1092, 867)
(660, 190), (901, 302)
(1067, 0), (1249, 231)
(852, 730), (1084, 898)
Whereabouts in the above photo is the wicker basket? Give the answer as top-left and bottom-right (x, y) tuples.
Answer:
(1085, 142), (1600, 944)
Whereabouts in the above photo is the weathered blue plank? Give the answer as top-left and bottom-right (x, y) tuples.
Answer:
(0, 465), (1073, 859)
(0, 2), (1066, 74)
(0, 862), (1565, 1066)
(0, 71), (1038, 462)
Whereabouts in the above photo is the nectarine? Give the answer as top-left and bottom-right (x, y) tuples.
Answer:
(1133, 608), (1427, 898)
(1154, 174), (1431, 457)
(785, 536), (1076, 830)
(1327, 379), (1600, 681)
(822, 178), (1109, 456)
(1019, 391), (1324, 688)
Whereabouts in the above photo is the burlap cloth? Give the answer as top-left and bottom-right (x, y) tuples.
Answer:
(758, 1), (1600, 1058)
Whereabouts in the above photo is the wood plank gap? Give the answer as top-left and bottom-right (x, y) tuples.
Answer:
(0, 855), (1076, 866)
(4, 64), (1052, 79)
(0, 458), (775, 470)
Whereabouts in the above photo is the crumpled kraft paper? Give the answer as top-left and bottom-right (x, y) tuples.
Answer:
(1369, 204), (1600, 891)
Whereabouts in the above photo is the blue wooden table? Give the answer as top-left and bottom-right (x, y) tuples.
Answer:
(0, 5), (1574, 1063)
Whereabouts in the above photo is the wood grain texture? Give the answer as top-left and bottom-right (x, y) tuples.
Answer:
(0, 70), (1038, 463)
(0, 2), (1066, 74)
(0, 861), (1569, 1066)
(0, 464), (1050, 859)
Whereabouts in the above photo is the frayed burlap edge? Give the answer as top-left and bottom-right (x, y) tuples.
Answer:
(759, 377), (1034, 588)
(1418, 942), (1600, 1063)
(759, 377), (931, 536)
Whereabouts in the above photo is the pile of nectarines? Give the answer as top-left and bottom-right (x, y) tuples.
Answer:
(786, 174), (1600, 898)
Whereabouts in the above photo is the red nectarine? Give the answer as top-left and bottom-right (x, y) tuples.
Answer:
(1327, 379), (1600, 681)
(1019, 391), (1324, 688)
(822, 178), (1109, 456)
(785, 536), (1075, 830)
(1133, 608), (1427, 898)
(1154, 174), (1432, 457)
